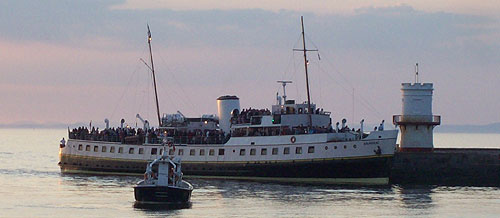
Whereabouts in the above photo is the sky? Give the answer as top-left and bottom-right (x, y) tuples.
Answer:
(1, 0), (499, 127)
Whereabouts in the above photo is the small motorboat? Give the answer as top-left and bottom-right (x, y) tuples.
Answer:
(134, 151), (193, 206)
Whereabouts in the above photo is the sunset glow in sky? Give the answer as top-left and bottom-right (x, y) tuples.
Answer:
(1, 0), (499, 127)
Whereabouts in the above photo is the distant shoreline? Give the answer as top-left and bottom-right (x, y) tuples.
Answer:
(434, 124), (500, 134)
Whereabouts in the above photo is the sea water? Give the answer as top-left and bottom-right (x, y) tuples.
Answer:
(0, 128), (499, 217)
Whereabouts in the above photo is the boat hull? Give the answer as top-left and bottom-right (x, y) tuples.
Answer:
(60, 131), (397, 185)
(134, 185), (192, 203)
(59, 153), (393, 184)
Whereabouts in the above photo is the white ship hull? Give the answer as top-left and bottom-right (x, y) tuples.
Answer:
(59, 130), (398, 185)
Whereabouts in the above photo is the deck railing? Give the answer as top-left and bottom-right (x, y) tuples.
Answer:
(393, 115), (441, 125)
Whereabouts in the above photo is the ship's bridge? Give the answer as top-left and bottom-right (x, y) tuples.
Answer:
(272, 100), (318, 115)
(229, 100), (332, 138)
(270, 100), (331, 128)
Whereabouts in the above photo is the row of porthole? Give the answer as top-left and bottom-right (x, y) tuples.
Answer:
(77, 143), (359, 157)
(330, 144), (357, 150)
(232, 146), (315, 156)
(163, 144), (358, 157)
(68, 162), (141, 170)
(77, 144), (144, 155)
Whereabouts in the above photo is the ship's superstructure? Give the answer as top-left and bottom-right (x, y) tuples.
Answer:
(58, 18), (398, 185)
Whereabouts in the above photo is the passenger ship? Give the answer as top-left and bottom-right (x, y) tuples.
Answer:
(59, 18), (398, 185)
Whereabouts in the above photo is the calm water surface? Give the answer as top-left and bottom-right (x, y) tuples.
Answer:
(0, 129), (499, 217)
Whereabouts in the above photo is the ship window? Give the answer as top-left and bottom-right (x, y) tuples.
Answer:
(250, 149), (256, 156)
(110, 146), (115, 153)
(190, 149), (195, 156)
(178, 149), (184, 155)
(129, 148), (134, 154)
(118, 147), (123, 153)
(308, 146), (314, 153)
(353, 145), (357, 149)
(296, 147), (302, 154)
(240, 149), (246, 156)
(284, 147), (290, 155)
(200, 149), (205, 156)
(139, 148), (144, 154)
(261, 148), (267, 155)
(159, 149), (163, 155)
(101, 146), (107, 152)
(78, 144), (82, 150)
(334, 146), (337, 149)
(218, 149), (224, 156)
(151, 148), (157, 155)
(272, 148), (278, 155)
(209, 149), (215, 156)
(86, 145), (90, 151)
(169, 149), (174, 155)
(344, 145), (347, 149)
(94, 146), (99, 152)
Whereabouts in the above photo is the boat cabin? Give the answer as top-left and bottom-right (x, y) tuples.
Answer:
(143, 156), (183, 187)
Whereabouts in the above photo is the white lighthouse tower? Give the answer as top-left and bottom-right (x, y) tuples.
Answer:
(393, 64), (441, 151)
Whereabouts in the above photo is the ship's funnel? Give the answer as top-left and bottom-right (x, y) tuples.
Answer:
(217, 95), (240, 134)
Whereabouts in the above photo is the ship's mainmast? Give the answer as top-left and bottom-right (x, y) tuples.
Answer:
(147, 25), (162, 127)
(293, 16), (317, 129)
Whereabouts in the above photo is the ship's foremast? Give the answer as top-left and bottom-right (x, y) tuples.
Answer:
(147, 25), (162, 127)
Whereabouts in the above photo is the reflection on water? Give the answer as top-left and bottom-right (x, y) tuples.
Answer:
(398, 185), (434, 210)
(193, 179), (397, 205)
(59, 174), (139, 189)
(52, 174), (446, 217)
(133, 201), (192, 211)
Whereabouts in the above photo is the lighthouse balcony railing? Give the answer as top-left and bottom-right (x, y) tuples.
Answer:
(393, 115), (441, 125)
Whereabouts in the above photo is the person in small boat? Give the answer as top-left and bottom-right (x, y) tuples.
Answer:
(169, 165), (174, 185)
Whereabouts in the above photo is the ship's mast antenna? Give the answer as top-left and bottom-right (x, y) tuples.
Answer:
(293, 16), (317, 130)
(415, 63), (419, 83)
(147, 25), (162, 127)
(277, 80), (292, 102)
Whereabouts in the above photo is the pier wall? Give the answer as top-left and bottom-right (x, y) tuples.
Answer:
(391, 148), (500, 186)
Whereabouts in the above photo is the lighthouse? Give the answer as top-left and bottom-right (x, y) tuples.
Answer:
(393, 64), (441, 151)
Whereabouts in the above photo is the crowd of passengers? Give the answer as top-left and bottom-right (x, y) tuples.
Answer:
(69, 126), (229, 144)
(230, 123), (364, 137)
(69, 118), (385, 143)
(70, 126), (148, 143)
(163, 128), (228, 144)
